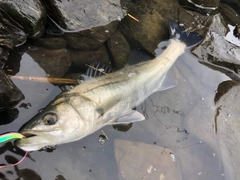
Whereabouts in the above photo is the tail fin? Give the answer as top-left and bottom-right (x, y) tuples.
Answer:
(168, 19), (203, 47)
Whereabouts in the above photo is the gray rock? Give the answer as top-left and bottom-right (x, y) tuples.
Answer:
(108, 30), (131, 69)
(0, 0), (47, 38)
(192, 14), (240, 81)
(0, 13), (27, 49)
(42, 0), (126, 32)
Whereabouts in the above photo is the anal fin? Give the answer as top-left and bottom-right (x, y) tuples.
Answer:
(158, 68), (178, 91)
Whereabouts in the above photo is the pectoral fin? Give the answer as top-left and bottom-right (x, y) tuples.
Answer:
(96, 95), (122, 116)
(109, 110), (145, 125)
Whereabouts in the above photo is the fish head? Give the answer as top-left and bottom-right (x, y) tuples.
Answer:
(16, 95), (94, 151)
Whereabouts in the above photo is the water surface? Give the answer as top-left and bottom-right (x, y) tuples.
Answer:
(0, 42), (234, 180)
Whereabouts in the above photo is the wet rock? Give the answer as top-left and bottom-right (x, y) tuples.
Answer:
(27, 48), (71, 77)
(234, 25), (240, 39)
(0, 13), (27, 49)
(119, 0), (220, 54)
(55, 175), (66, 180)
(42, 0), (126, 32)
(178, 9), (213, 36)
(45, 20), (64, 36)
(219, 3), (240, 25)
(4, 45), (29, 76)
(179, 0), (219, 12)
(192, 14), (240, 81)
(114, 139), (182, 180)
(214, 81), (240, 180)
(214, 80), (238, 103)
(29, 38), (67, 50)
(107, 30), (131, 69)
(0, 68), (24, 108)
(0, 16), (13, 49)
(0, 47), (9, 68)
(64, 21), (118, 50)
(70, 44), (112, 69)
(221, 0), (240, 15)
(0, 0), (47, 38)
(119, 0), (180, 53)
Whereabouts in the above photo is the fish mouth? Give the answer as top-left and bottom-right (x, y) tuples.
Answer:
(15, 130), (58, 152)
(22, 132), (37, 138)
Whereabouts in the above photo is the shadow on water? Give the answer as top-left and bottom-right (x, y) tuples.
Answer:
(0, 142), (39, 180)
(0, 109), (19, 125)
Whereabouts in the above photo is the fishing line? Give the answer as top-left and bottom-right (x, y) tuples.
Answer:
(0, 132), (28, 168)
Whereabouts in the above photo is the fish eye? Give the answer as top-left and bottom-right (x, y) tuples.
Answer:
(43, 113), (57, 125)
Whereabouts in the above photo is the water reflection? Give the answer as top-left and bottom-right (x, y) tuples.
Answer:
(5, 155), (41, 180)
(1, 44), (233, 179)
(55, 175), (66, 180)
(112, 123), (133, 132)
(0, 142), (34, 162)
(0, 142), (38, 180)
(0, 109), (19, 125)
(1, 30), (239, 180)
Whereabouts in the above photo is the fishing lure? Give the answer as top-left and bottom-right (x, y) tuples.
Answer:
(0, 132), (28, 168)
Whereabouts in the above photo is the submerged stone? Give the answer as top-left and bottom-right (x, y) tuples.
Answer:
(29, 38), (67, 50)
(69, 44), (112, 69)
(107, 30), (131, 69)
(114, 139), (182, 180)
(27, 48), (71, 78)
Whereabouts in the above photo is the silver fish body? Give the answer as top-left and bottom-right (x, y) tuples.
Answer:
(16, 20), (202, 151)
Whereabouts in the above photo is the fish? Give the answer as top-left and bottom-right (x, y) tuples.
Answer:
(15, 20), (203, 151)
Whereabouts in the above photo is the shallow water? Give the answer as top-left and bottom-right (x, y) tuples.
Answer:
(0, 41), (234, 180)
